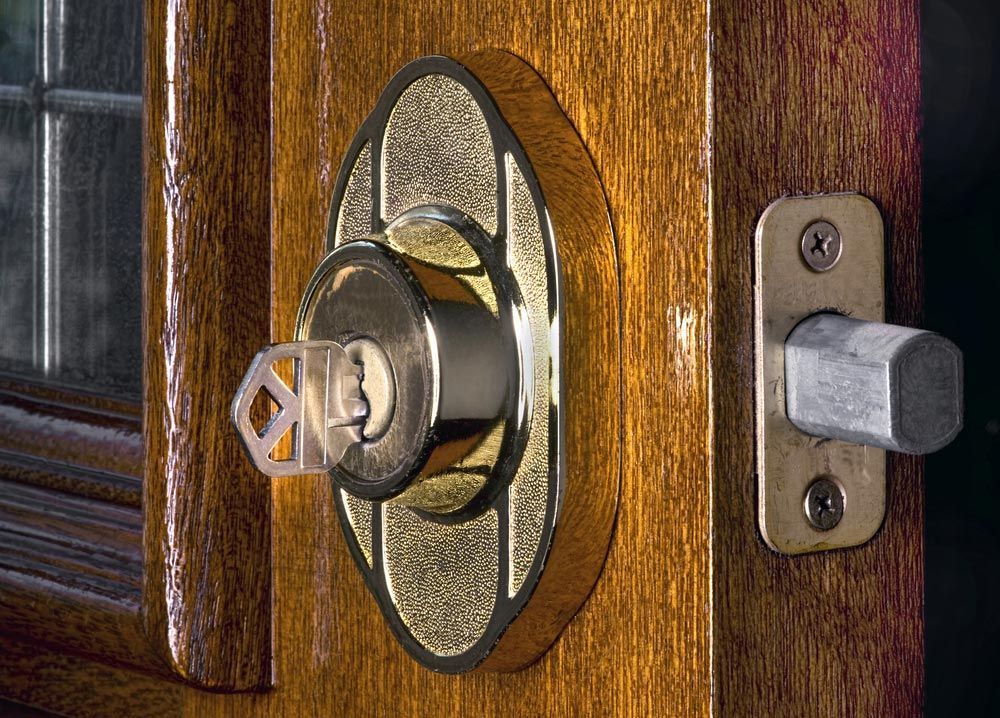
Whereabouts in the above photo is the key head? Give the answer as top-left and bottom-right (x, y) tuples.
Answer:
(231, 340), (366, 477)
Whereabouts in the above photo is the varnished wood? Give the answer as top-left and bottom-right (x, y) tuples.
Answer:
(0, 384), (150, 682)
(0, 389), (142, 492)
(710, 1), (923, 714)
(0, 697), (60, 717)
(0, 378), (142, 418)
(0, 0), (923, 713)
(0, 481), (162, 671)
(0, 635), (182, 718)
(0, 451), (140, 507)
(197, 0), (712, 714)
(186, 0), (922, 715)
(142, 0), (273, 690)
(0, 0), (275, 701)
(462, 50), (620, 673)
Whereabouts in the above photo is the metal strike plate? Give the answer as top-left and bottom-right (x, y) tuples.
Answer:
(754, 193), (886, 555)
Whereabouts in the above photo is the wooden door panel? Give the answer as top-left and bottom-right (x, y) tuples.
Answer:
(142, 0), (273, 689)
(0, 0), (922, 714)
(0, 635), (181, 718)
(190, 0), (922, 716)
(710, 3), (923, 715)
(197, 0), (713, 713)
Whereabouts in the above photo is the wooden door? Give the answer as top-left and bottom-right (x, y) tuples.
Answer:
(0, 0), (923, 715)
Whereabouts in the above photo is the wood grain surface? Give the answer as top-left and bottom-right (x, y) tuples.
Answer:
(182, 0), (919, 715)
(0, 635), (181, 718)
(711, 2), (923, 715)
(0, 0), (922, 714)
(142, 0), (273, 690)
(0, 388), (142, 502)
(0, 480), (157, 668)
(197, 0), (715, 714)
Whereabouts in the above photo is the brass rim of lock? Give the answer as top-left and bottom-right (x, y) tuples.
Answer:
(295, 208), (524, 517)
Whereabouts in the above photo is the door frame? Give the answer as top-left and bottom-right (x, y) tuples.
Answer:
(0, 0), (274, 697)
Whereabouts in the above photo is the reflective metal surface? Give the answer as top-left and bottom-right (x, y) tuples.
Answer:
(755, 193), (887, 555)
(228, 54), (613, 674)
(800, 220), (843, 272)
(297, 220), (514, 511)
(231, 340), (366, 477)
(785, 313), (964, 454)
(803, 476), (846, 531)
(317, 57), (563, 673)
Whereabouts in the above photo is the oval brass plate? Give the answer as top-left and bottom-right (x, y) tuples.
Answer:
(308, 52), (620, 673)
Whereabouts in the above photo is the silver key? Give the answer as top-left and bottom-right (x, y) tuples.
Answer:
(231, 340), (367, 477)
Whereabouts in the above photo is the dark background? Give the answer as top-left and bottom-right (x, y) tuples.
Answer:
(923, 0), (1000, 713)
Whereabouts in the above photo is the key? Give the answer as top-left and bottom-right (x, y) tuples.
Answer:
(231, 340), (367, 477)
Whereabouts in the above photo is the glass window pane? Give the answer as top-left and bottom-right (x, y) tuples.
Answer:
(0, 105), (36, 371)
(0, 0), (143, 401)
(0, 1), (36, 85)
(51, 0), (143, 94)
(50, 111), (142, 396)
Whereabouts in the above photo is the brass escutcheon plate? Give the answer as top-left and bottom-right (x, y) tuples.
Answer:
(303, 53), (620, 672)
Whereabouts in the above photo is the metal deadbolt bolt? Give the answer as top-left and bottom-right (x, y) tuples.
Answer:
(755, 193), (966, 555)
(784, 313), (964, 454)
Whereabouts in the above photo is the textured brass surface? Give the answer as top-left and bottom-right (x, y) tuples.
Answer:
(504, 156), (551, 595)
(383, 504), (499, 657)
(382, 74), (498, 235)
(307, 57), (573, 672)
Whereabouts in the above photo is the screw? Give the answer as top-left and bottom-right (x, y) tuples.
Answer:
(801, 220), (842, 272)
(803, 476), (845, 531)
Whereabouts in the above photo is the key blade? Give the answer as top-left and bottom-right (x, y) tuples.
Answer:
(231, 340), (366, 478)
